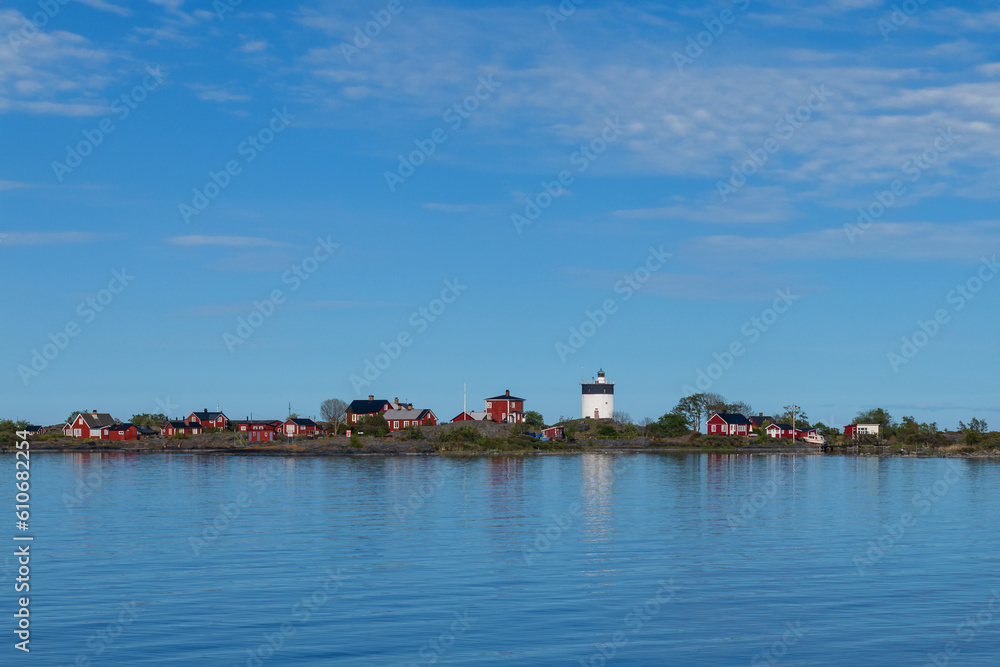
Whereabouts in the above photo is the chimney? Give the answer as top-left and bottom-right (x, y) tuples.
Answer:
(92, 410), (97, 415)
(394, 397), (400, 406)
(408, 403), (413, 410)
(368, 395), (374, 401)
(505, 390), (510, 397)
(759, 413), (763, 417)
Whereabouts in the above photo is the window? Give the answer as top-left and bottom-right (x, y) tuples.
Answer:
(487, 402), (492, 408)
(393, 421), (399, 429)
(74, 428), (81, 436)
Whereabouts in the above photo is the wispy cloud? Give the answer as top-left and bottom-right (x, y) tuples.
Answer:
(0, 231), (99, 245)
(167, 235), (286, 247)
(76, 0), (132, 17)
(187, 83), (251, 103)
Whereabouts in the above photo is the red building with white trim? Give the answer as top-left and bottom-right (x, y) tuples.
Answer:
(485, 390), (525, 423)
(187, 409), (229, 430)
(282, 418), (321, 437)
(707, 413), (751, 435)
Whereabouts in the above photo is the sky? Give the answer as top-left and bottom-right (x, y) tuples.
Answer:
(1, 0), (998, 429)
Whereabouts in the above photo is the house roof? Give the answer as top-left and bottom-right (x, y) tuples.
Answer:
(108, 423), (136, 432)
(191, 410), (227, 420)
(24, 425), (44, 433)
(348, 399), (389, 414)
(165, 420), (193, 428)
(233, 419), (280, 425)
(711, 413), (751, 425)
(79, 412), (116, 429)
(384, 408), (434, 421)
(748, 415), (773, 426)
(485, 394), (525, 401)
(286, 417), (318, 427)
(768, 423), (794, 430)
(136, 425), (158, 435)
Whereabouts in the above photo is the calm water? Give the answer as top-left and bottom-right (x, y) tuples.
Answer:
(7, 452), (1000, 665)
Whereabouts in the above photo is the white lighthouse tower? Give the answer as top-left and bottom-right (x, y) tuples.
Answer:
(581, 369), (614, 419)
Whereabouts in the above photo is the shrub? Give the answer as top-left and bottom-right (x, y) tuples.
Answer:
(172, 433), (191, 440)
(405, 427), (425, 440)
(597, 424), (618, 437)
(349, 434), (363, 448)
(439, 425), (482, 443)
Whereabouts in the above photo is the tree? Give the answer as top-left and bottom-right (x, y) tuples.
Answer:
(131, 413), (167, 428)
(612, 410), (632, 425)
(320, 398), (349, 435)
(959, 417), (988, 434)
(777, 405), (809, 429)
(356, 414), (389, 437)
(523, 411), (544, 428)
(64, 410), (90, 424)
(726, 401), (753, 416)
(854, 408), (894, 433)
(655, 412), (690, 437)
(673, 394), (708, 433)
(702, 392), (727, 423)
(0, 419), (29, 432)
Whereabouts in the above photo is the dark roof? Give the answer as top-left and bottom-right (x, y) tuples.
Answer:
(191, 410), (227, 420)
(24, 425), (44, 433)
(79, 412), (116, 429)
(233, 419), (280, 425)
(713, 413), (751, 425)
(108, 423), (136, 432)
(136, 425), (158, 435)
(748, 415), (773, 426)
(287, 418), (318, 427)
(165, 420), (197, 428)
(348, 399), (389, 414)
(769, 423), (794, 430)
(485, 394), (525, 401)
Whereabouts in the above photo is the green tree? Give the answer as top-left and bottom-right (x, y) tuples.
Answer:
(131, 413), (168, 428)
(356, 414), (389, 437)
(656, 412), (690, 437)
(320, 398), (349, 435)
(776, 405), (809, 429)
(0, 419), (30, 432)
(959, 417), (988, 434)
(673, 394), (709, 433)
(523, 411), (544, 428)
(854, 408), (895, 434)
(64, 410), (90, 424)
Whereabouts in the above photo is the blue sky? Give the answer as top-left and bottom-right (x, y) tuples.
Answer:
(1, 0), (998, 429)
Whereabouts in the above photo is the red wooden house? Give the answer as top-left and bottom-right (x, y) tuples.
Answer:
(162, 420), (203, 437)
(382, 406), (438, 431)
(765, 423), (795, 439)
(346, 396), (392, 425)
(233, 419), (281, 442)
(66, 411), (116, 439)
(707, 413), (752, 435)
(451, 411), (489, 422)
(107, 423), (140, 441)
(186, 409), (229, 430)
(485, 390), (525, 424)
(281, 418), (322, 437)
(541, 426), (565, 440)
(844, 424), (881, 440)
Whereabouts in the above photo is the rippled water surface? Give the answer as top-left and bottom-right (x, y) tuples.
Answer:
(9, 452), (1000, 665)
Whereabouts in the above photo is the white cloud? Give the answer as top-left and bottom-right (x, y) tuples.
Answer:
(0, 231), (99, 245)
(187, 83), (251, 103)
(167, 235), (286, 247)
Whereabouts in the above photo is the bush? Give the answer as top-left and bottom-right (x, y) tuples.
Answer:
(172, 433), (191, 440)
(405, 427), (425, 440)
(597, 424), (618, 437)
(439, 425), (482, 443)
(349, 434), (363, 448)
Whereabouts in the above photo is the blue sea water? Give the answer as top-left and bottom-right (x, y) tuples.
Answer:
(6, 452), (1000, 665)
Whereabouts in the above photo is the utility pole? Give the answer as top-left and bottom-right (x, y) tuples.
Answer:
(791, 405), (798, 446)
